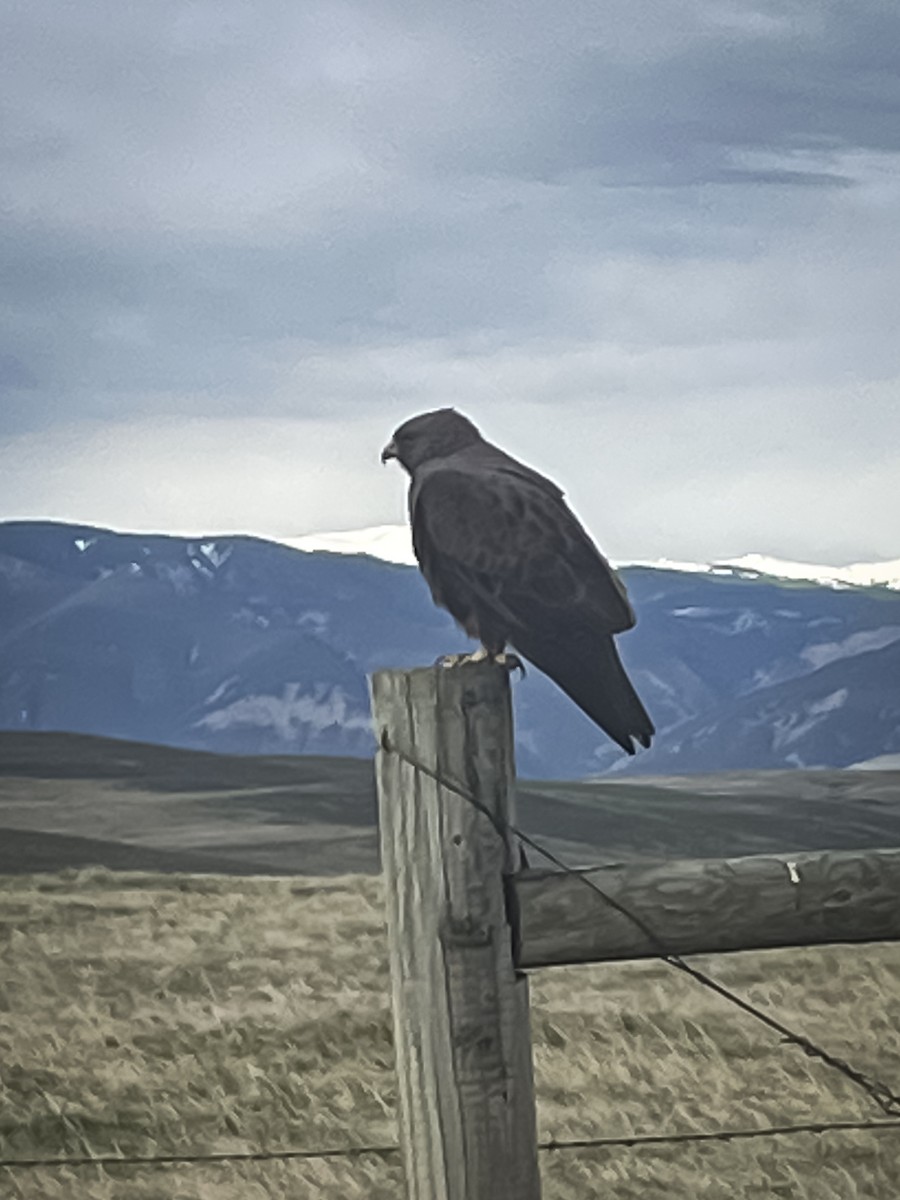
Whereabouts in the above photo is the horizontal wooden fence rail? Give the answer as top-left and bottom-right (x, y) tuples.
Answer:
(515, 848), (900, 968)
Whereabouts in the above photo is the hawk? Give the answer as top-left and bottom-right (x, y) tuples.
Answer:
(382, 408), (653, 754)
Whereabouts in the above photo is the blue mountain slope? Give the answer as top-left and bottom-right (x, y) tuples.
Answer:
(0, 521), (897, 777)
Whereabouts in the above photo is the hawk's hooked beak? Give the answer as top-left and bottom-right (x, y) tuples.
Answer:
(381, 439), (399, 465)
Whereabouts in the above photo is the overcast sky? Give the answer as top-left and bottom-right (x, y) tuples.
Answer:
(2, 0), (899, 564)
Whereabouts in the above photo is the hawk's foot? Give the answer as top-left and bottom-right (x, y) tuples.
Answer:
(435, 647), (490, 669)
(434, 648), (525, 675)
(492, 651), (525, 676)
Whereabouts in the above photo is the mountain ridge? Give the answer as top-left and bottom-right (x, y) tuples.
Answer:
(0, 519), (896, 778)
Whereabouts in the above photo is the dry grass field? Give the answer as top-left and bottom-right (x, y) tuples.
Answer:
(2, 870), (900, 1199)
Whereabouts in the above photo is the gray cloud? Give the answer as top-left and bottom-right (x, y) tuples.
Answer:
(1, 0), (899, 561)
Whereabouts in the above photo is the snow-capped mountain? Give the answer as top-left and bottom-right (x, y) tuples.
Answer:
(282, 525), (417, 565)
(279, 524), (900, 590)
(0, 520), (897, 777)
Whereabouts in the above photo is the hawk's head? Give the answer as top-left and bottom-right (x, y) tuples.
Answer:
(381, 408), (482, 473)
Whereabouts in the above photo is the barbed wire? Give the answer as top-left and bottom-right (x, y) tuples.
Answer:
(381, 731), (900, 1119)
(3, 1116), (900, 1172)
(0, 1143), (399, 1171)
(539, 1116), (900, 1152)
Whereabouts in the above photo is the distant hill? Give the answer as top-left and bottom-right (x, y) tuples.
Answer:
(3, 731), (900, 875)
(0, 520), (898, 777)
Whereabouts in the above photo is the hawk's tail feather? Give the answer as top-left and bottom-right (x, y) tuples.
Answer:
(516, 633), (654, 755)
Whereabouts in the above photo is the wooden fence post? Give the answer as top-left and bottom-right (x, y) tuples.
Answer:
(371, 663), (541, 1200)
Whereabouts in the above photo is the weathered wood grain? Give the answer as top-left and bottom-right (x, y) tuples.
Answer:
(516, 848), (900, 968)
(371, 663), (541, 1200)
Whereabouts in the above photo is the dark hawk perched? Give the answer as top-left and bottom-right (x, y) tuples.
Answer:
(381, 408), (654, 754)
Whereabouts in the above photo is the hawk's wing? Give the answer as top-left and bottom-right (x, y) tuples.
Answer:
(410, 464), (635, 639)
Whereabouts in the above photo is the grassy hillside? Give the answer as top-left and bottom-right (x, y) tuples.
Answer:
(2, 870), (899, 1198)
(0, 732), (379, 876)
(3, 731), (900, 876)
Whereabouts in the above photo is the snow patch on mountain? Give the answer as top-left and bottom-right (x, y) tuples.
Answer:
(622, 552), (900, 589)
(153, 561), (198, 595)
(277, 525), (900, 588)
(802, 626), (900, 670)
(199, 541), (232, 569)
(726, 553), (900, 590)
(195, 683), (371, 741)
(203, 676), (239, 707)
(282, 525), (417, 565)
(297, 611), (329, 636)
(771, 688), (849, 750)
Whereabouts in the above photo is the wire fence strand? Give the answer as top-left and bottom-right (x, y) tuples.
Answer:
(0, 1143), (401, 1171)
(4, 1117), (900, 1173)
(539, 1116), (900, 1152)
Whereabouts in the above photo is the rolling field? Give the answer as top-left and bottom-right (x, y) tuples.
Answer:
(3, 731), (900, 877)
(3, 870), (900, 1199)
